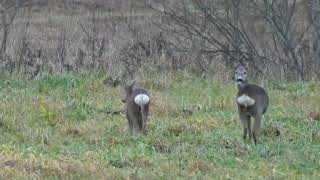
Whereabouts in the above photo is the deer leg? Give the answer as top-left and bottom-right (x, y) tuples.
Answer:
(138, 106), (144, 131)
(239, 113), (248, 140)
(126, 111), (134, 132)
(141, 105), (149, 133)
(129, 110), (140, 132)
(137, 106), (144, 132)
(252, 114), (262, 145)
(247, 115), (252, 140)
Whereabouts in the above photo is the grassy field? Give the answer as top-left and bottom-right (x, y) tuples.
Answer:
(0, 72), (319, 179)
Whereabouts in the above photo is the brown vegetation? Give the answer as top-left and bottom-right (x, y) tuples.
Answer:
(0, 0), (319, 80)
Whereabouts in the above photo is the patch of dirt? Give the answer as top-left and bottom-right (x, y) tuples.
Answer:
(167, 118), (218, 136)
(188, 159), (214, 174)
(261, 121), (286, 137)
(152, 97), (180, 118)
(21, 160), (105, 178)
(64, 127), (83, 135)
(220, 138), (250, 157)
(182, 108), (193, 118)
(307, 111), (320, 121)
(167, 124), (183, 136)
(108, 159), (131, 168)
(103, 76), (121, 87)
(220, 138), (236, 149)
(62, 123), (95, 136)
(312, 129), (320, 142)
(153, 141), (173, 154)
(234, 145), (250, 157)
(0, 160), (18, 168)
(134, 157), (153, 168)
(192, 117), (219, 132)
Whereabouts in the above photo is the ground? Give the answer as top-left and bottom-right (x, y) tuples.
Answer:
(0, 72), (319, 179)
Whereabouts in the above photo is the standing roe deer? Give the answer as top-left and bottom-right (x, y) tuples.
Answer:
(235, 66), (269, 145)
(121, 81), (150, 133)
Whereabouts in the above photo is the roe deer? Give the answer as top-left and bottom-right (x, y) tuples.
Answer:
(121, 81), (150, 133)
(235, 66), (269, 145)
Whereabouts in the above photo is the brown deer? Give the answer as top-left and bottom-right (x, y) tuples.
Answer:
(121, 81), (150, 133)
(235, 66), (269, 145)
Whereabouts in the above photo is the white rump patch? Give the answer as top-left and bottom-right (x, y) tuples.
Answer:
(237, 94), (255, 107)
(134, 94), (150, 106)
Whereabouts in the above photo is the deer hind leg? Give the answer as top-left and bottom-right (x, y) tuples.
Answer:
(247, 115), (252, 140)
(240, 113), (250, 140)
(141, 105), (149, 133)
(137, 107), (144, 132)
(129, 110), (140, 132)
(137, 106), (144, 131)
(252, 114), (262, 145)
(126, 111), (134, 132)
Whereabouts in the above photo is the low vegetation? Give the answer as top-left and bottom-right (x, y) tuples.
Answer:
(0, 72), (319, 179)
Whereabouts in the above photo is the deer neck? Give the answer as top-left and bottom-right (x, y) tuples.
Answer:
(237, 80), (248, 90)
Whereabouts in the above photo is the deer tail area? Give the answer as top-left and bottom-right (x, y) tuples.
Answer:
(134, 94), (150, 106)
(237, 94), (255, 107)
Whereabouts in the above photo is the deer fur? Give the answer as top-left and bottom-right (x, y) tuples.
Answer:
(235, 66), (269, 145)
(121, 81), (150, 133)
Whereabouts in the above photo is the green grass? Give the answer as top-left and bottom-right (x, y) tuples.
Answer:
(0, 73), (319, 179)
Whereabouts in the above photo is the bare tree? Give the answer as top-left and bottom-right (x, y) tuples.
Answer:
(79, 4), (106, 71)
(160, 0), (320, 80)
(0, 0), (29, 61)
(306, 0), (320, 77)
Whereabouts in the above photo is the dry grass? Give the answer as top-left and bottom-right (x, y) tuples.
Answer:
(0, 74), (319, 178)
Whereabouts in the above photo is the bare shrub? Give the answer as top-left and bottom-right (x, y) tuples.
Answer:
(0, 0), (320, 80)
(159, 0), (320, 80)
